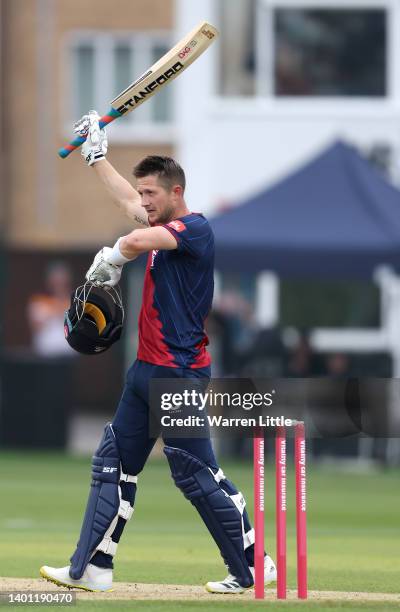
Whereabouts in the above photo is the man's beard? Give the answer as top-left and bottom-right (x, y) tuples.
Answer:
(156, 205), (175, 224)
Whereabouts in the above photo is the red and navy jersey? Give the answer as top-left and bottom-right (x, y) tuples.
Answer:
(137, 213), (214, 368)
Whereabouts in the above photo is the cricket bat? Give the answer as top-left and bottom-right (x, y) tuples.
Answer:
(58, 21), (219, 158)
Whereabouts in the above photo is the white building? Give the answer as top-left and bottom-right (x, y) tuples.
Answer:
(175, 0), (400, 215)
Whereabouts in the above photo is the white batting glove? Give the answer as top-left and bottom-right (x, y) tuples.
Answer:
(74, 110), (108, 166)
(86, 248), (122, 287)
(86, 239), (132, 287)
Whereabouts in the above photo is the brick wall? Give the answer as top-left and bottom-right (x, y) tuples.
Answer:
(4, 0), (174, 248)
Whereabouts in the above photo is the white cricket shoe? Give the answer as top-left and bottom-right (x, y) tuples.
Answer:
(205, 555), (277, 594)
(40, 563), (113, 592)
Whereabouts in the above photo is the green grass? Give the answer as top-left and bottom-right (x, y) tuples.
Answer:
(12, 604), (400, 612)
(0, 451), (399, 610)
(2, 604), (399, 612)
(71, 605), (399, 611)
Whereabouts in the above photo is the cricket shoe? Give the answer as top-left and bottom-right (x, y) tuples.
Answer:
(40, 563), (113, 592)
(205, 555), (277, 594)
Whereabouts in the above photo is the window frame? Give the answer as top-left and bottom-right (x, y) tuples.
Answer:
(62, 30), (176, 144)
(255, 0), (391, 102)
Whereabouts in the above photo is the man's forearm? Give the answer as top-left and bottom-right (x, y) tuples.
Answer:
(93, 159), (149, 228)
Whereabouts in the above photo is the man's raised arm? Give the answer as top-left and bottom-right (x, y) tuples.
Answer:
(74, 110), (149, 229)
(93, 160), (149, 228)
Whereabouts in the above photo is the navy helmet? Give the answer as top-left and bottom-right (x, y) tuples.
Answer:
(64, 281), (124, 355)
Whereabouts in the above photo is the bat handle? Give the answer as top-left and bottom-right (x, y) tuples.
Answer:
(58, 108), (122, 159)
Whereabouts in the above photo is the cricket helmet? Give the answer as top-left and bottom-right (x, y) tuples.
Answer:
(64, 281), (124, 355)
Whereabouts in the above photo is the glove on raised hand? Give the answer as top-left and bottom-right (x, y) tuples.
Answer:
(74, 110), (108, 166)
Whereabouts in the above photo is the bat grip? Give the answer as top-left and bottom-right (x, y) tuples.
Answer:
(58, 108), (122, 159)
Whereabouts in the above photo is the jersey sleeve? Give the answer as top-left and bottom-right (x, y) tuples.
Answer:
(162, 216), (213, 258)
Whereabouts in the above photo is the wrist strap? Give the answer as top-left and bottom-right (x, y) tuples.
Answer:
(106, 238), (132, 266)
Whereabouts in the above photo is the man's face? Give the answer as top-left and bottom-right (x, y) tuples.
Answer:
(136, 174), (177, 225)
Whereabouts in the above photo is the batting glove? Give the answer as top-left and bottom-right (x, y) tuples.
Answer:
(74, 110), (108, 166)
(86, 239), (131, 287)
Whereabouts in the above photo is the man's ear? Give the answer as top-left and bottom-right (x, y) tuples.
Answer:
(172, 184), (183, 198)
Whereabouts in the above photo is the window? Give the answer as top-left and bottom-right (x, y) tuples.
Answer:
(218, 0), (256, 96)
(274, 9), (386, 97)
(218, 1), (387, 99)
(68, 32), (173, 137)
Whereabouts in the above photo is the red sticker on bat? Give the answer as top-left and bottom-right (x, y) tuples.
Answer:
(167, 220), (186, 232)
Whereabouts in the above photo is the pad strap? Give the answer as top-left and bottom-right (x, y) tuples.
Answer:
(97, 537), (118, 556)
(210, 468), (225, 483)
(121, 472), (137, 483)
(244, 527), (255, 549)
(95, 479), (135, 557)
(119, 499), (134, 521)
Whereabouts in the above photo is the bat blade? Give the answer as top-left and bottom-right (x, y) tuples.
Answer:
(58, 21), (219, 159)
(111, 21), (218, 115)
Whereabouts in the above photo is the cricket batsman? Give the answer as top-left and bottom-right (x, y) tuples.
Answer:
(40, 111), (276, 594)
